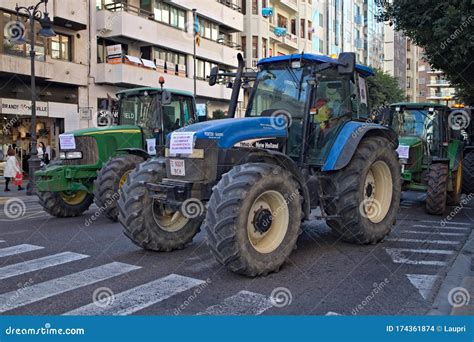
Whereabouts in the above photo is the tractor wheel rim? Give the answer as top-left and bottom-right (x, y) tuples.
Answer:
(60, 191), (88, 205)
(152, 200), (189, 232)
(362, 160), (392, 223)
(119, 170), (131, 188)
(247, 190), (289, 254)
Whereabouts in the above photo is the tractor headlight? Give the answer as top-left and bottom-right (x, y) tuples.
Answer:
(62, 151), (83, 160)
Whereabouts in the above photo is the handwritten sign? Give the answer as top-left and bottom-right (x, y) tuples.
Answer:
(170, 132), (195, 155)
(396, 145), (410, 159)
(59, 134), (76, 150)
(146, 138), (156, 156)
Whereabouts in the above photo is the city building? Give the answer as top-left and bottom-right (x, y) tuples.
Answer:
(383, 23), (406, 91)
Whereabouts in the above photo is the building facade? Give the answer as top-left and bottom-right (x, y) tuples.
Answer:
(383, 23), (406, 91)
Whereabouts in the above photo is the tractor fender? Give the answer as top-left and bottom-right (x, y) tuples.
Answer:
(322, 122), (398, 171)
(243, 149), (311, 220)
(115, 148), (150, 160)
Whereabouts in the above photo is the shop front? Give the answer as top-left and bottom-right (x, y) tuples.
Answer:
(0, 98), (78, 176)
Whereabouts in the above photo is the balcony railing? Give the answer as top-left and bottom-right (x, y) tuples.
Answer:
(217, 38), (242, 50)
(104, 1), (153, 19)
(428, 79), (450, 85)
(280, 0), (298, 11)
(217, 0), (242, 13)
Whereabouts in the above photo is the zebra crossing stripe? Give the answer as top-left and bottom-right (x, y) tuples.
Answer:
(401, 230), (465, 237)
(0, 262), (140, 314)
(64, 274), (205, 316)
(0, 252), (89, 280)
(385, 238), (459, 245)
(0, 240), (4, 243)
(196, 290), (273, 316)
(0, 244), (44, 258)
(420, 220), (472, 226)
(413, 225), (469, 231)
(385, 248), (453, 266)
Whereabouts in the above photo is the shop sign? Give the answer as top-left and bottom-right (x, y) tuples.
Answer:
(0, 98), (48, 116)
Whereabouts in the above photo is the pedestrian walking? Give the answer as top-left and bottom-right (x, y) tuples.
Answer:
(4, 148), (23, 192)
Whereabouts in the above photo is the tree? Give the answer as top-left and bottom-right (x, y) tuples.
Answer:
(376, 0), (474, 105)
(367, 68), (405, 109)
(211, 109), (226, 119)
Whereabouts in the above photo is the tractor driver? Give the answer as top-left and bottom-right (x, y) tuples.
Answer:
(312, 82), (343, 129)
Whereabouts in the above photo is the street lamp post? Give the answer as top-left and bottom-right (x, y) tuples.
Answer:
(14, 0), (55, 195)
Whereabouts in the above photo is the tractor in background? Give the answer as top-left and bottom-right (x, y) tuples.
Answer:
(459, 106), (474, 194)
(118, 52), (401, 277)
(389, 103), (464, 215)
(35, 83), (197, 220)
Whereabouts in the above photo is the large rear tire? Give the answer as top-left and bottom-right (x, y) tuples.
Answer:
(462, 151), (474, 194)
(425, 163), (448, 215)
(94, 154), (145, 221)
(38, 190), (94, 217)
(205, 163), (303, 277)
(117, 158), (203, 251)
(321, 136), (401, 244)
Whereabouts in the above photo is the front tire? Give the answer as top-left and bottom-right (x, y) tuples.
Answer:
(93, 154), (145, 221)
(205, 163), (303, 277)
(117, 158), (203, 251)
(38, 190), (93, 217)
(425, 163), (448, 215)
(321, 136), (401, 244)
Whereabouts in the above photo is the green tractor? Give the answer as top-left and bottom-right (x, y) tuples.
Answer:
(460, 106), (474, 194)
(389, 102), (464, 215)
(35, 85), (197, 220)
(118, 52), (401, 276)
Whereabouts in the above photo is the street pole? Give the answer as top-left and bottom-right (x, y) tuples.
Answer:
(192, 8), (197, 98)
(27, 10), (40, 196)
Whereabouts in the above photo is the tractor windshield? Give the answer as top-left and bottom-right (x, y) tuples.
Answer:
(119, 92), (194, 139)
(391, 109), (437, 140)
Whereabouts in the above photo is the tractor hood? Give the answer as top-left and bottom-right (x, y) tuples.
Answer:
(398, 136), (423, 147)
(168, 117), (288, 149)
(64, 125), (142, 137)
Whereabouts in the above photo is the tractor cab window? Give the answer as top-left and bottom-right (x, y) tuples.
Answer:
(119, 93), (157, 139)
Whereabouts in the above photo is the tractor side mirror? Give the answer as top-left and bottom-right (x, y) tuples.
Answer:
(209, 66), (219, 86)
(337, 52), (356, 75)
(161, 90), (172, 105)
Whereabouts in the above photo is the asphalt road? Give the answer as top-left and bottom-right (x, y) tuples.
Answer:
(0, 190), (472, 316)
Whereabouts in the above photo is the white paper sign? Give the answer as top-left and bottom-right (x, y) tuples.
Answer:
(396, 145), (410, 159)
(146, 138), (156, 156)
(170, 132), (195, 154)
(59, 134), (76, 150)
(358, 76), (367, 105)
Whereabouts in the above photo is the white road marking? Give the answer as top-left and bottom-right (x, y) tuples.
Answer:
(0, 240), (4, 243)
(0, 244), (44, 258)
(401, 230), (465, 237)
(406, 274), (439, 300)
(385, 238), (459, 245)
(64, 274), (205, 316)
(0, 262), (140, 313)
(420, 220), (472, 226)
(325, 311), (342, 316)
(0, 252), (89, 280)
(385, 248), (453, 266)
(196, 291), (273, 316)
(413, 225), (469, 231)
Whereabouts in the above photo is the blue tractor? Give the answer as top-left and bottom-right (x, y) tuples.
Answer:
(118, 53), (401, 277)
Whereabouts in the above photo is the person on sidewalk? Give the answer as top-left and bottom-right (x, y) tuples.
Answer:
(4, 148), (23, 192)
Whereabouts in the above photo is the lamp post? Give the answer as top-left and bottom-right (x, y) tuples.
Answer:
(13, 0), (56, 195)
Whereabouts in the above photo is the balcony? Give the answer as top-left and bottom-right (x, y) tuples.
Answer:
(95, 62), (233, 100)
(216, 0), (242, 13)
(427, 91), (456, 99)
(96, 7), (240, 67)
(0, 53), (88, 86)
(427, 79), (451, 87)
(52, 0), (87, 30)
(280, 0), (298, 12)
(427, 69), (444, 74)
(282, 33), (298, 49)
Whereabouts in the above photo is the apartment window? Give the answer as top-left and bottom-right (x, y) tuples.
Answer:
(154, 2), (185, 30)
(51, 34), (72, 61)
(97, 38), (128, 63)
(319, 13), (323, 27)
(291, 18), (296, 35)
(199, 17), (219, 41)
(241, 36), (246, 59)
(262, 38), (267, 58)
(252, 0), (258, 14)
(96, 0), (115, 9)
(252, 36), (258, 59)
(196, 59), (222, 80)
(150, 47), (186, 74)
(277, 14), (287, 28)
(319, 39), (323, 53)
(300, 19), (306, 39)
(308, 21), (312, 40)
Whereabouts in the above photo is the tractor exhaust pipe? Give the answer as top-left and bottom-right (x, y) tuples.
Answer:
(227, 53), (245, 118)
